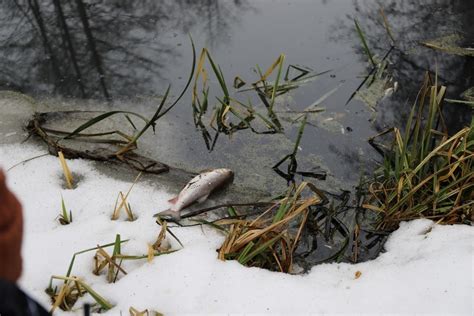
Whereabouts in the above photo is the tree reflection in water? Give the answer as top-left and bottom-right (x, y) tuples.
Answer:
(327, 0), (473, 170)
(332, 0), (473, 130)
(0, 0), (251, 98)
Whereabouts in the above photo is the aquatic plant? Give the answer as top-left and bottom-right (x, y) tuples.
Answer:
(348, 15), (396, 114)
(192, 48), (327, 150)
(354, 19), (375, 66)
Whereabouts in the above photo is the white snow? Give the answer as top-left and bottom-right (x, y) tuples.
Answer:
(1, 143), (473, 315)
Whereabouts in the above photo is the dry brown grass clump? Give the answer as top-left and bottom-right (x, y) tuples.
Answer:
(217, 182), (322, 272)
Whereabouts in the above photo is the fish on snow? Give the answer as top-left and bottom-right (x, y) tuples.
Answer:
(155, 168), (234, 220)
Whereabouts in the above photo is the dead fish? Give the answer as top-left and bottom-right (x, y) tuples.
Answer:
(155, 168), (234, 220)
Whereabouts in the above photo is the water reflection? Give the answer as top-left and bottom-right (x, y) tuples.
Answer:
(1, 0), (471, 192)
(327, 0), (473, 172)
(0, 0), (251, 98)
(332, 0), (473, 128)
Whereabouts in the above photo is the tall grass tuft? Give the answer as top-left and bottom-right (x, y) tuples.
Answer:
(363, 73), (473, 231)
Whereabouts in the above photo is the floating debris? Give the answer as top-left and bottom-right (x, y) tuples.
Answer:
(354, 59), (397, 117)
(461, 86), (474, 101)
(421, 33), (474, 57)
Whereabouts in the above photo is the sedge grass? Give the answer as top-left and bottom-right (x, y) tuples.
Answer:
(364, 73), (473, 231)
(93, 238), (127, 283)
(379, 7), (395, 44)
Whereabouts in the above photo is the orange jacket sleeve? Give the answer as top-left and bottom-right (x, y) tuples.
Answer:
(0, 170), (23, 282)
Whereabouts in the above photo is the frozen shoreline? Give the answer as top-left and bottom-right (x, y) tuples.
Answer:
(1, 143), (473, 315)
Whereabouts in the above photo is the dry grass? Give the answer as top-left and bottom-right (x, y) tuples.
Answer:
(111, 173), (142, 221)
(58, 151), (74, 189)
(217, 182), (323, 272)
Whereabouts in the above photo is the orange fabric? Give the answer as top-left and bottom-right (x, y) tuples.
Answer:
(0, 170), (23, 282)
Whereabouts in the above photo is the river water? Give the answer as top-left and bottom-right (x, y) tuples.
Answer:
(1, 0), (472, 195)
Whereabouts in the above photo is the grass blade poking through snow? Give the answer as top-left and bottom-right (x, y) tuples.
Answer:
(58, 194), (72, 225)
(58, 151), (73, 189)
(49, 275), (113, 312)
(112, 172), (141, 221)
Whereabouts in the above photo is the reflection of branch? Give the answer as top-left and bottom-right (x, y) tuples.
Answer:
(52, 0), (86, 97)
(74, 0), (110, 99)
(96, 40), (168, 77)
(6, 0), (34, 43)
(27, 0), (62, 80)
(1, 0), (252, 98)
(396, 52), (454, 85)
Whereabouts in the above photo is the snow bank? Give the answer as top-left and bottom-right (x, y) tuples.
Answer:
(1, 143), (472, 315)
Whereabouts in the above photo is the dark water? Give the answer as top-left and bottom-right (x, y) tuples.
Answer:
(1, 0), (472, 194)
